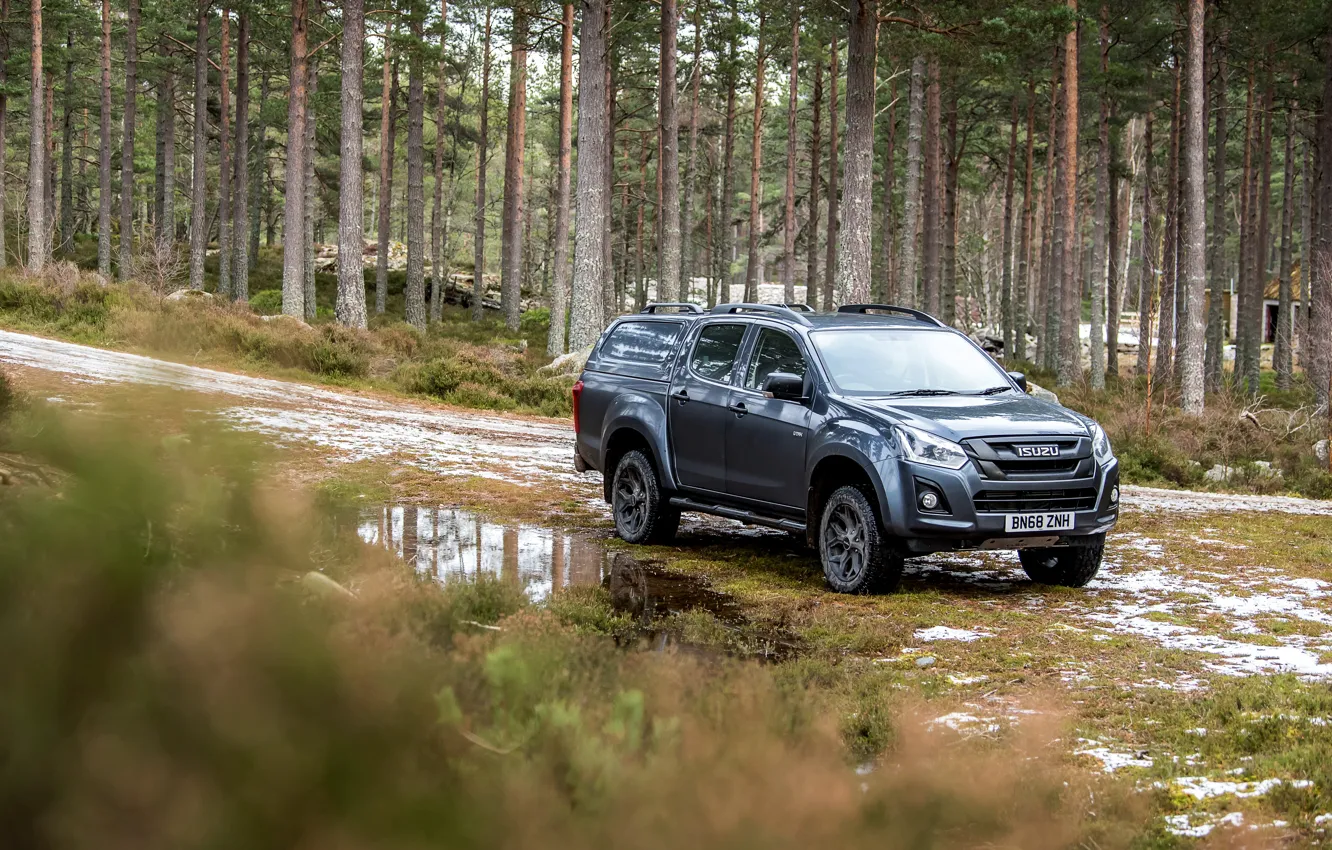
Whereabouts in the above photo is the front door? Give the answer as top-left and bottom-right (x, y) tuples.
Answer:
(725, 326), (811, 508)
(667, 322), (749, 493)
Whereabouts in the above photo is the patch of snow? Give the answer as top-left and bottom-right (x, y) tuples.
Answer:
(1075, 739), (1153, 772)
(946, 674), (990, 685)
(1162, 776), (1313, 800)
(914, 626), (995, 642)
(1124, 484), (1332, 517)
(928, 712), (1001, 736)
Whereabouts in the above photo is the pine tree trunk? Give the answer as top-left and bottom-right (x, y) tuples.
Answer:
(835, 0), (877, 305)
(375, 22), (397, 314)
(303, 60), (317, 321)
(545, 1), (573, 354)
(1015, 80), (1036, 361)
(1236, 71), (1256, 386)
(1177, 0), (1207, 410)
(1275, 103), (1297, 388)
(116, 0), (140, 275)
(429, 0), (448, 323)
(1041, 51), (1060, 371)
(188, 0), (209, 291)
(1154, 65), (1180, 386)
(823, 36), (839, 309)
(744, 13), (766, 303)
(250, 68), (268, 267)
(98, 0), (112, 278)
(1298, 124), (1312, 370)
(217, 7), (232, 298)
(280, 0), (308, 313)
(569, 0), (611, 347)
(498, 5), (526, 328)
(1313, 36), (1332, 410)
(1107, 108), (1122, 377)
(60, 30), (74, 248)
(0, 0), (8, 268)
(405, 7), (427, 331)
(805, 53), (822, 310)
(657, 0), (681, 301)
(635, 136), (647, 309)
(942, 89), (959, 326)
(1001, 97), (1018, 355)
(1204, 37), (1227, 391)
(1245, 81), (1274, 394)
(1055, 0), (1080, 387)
(26, 0), (48, 271)
(232, 11), (250, 302)
(781, 3), (799, 304)
(680, 1), (702, 303)
(1089, 6), (1109, 389)
(921, 56), (940, 315)
(472, 8), (492, 321)
(1136, 101), (1157, 377)
(897, 56), (924, 307)
(716, 1), (737, 306)
(878, 71), (896, 303)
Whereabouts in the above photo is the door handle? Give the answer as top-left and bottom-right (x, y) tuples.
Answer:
(671, 390), (690, 403)
(729, 401), (748, 417)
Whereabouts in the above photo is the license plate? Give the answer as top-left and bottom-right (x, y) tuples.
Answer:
(1004, 511), (1074, 533)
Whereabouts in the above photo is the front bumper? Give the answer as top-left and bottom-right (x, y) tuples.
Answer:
(875, 456), (1120, 554)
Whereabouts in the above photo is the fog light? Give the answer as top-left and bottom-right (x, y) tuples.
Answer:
(920, 491), (940, 510)
(1110, 486), (1120, 505)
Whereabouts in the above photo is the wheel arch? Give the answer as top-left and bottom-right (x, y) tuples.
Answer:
(602, 425), (667, 503)
(805, 449), (890, 547)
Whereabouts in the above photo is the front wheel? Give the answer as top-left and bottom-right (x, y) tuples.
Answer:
(819, 486), (903, 594)
(610, 450), (680, 544)
(1018, 534), (1105, 587)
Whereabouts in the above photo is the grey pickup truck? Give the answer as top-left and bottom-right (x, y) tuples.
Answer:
(572, 303), (1120, 593)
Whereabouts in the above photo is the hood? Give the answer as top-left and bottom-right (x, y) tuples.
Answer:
(846, 392), (1092, 442)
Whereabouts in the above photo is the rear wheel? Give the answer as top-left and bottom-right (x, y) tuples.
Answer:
(611, 450), (680, 544)
(819, 485), (903, 593)
(1018, 534), (1105, 587)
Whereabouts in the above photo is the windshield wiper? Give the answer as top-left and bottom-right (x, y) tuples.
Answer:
(976, 385), (1013, 395)
(887, 388), (960, 397)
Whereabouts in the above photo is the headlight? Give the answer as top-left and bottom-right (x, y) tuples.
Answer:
(894, 424), (969, 470)
(1090, 423), (1113, 464)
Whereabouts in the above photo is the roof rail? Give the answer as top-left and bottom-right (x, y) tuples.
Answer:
(837, 303), (947, 328)
(640, 302), (704, 314)
(764, 302), (814, 312)
(710, 303), (814, 326)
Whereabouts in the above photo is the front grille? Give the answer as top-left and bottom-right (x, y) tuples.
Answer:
(973, 488), (1098, 513)
(963, 436), (1093, 481)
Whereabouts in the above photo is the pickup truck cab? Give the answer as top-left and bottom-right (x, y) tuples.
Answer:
(572, 303), (1119, 593)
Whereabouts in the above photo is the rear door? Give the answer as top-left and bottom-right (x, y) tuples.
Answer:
(667, 322), (749, 493)
(724, 325), (811, 508)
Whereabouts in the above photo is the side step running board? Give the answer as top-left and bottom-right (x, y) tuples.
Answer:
(669, 496), (806, 534)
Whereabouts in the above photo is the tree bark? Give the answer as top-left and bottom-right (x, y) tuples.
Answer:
(280, 0), (308, 313)
(217, 7), (232, 297)
(429, 0), (449, 324)
(1298, 121), (1312, 371)
(744, 13), (766, 303)
(1154, 64), (1180, 386)
(657, 0), (681, 301)
(1015, 79), (1036, 361)
(1136, 100), (1157, 378)
(680, 0), (703, 303)
(897, 56), (924, 307)
(823, 36), (839, 309)
(1313, 34), (1332, 410)
(1089, 6), (1110, 389)
(1039, 54), (1059, 370)
(1275, 102), (1297, 388)
(0, 0), (8, 268)
(716, 0), (737, 306)
(1178, 0), (1207, 409)
(498, 4), (527, 328)
(405, 5), (427, 331)
(546, 1), (573, 354)
(472, 8), (492, 322)
(921, 56), (940, 315)
(118, 0), (140, 277)
(569, 0), (612, 346)
(1245, 80), (1274, 394)
(1204, 36), (1227, 390)
(878, 70), (896, 303)
(250, 68), (268, 268)
(232, 11), (250, 301)
(942, 88), (959, 326)
(98, 0), (113, 277)
(1107, 107), (1122, 377)
(60, 30), (73, 249)
(835, 0), (877, 305)
(303, 59), (318, 321)
(1001, 97), (1019, 356)
(1236, 70), (1256, 386)
(375, 22), (397, 314)
(26, 0), (48, 271)
(805, 51), (822, 310)
(188, 0), (210, 291)
(781, 2), (799, 304)
(635, 135), (647, 309)
(1055, 0), (1080, 387)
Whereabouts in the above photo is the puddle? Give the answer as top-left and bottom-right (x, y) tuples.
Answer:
(355, 504), (796, 659)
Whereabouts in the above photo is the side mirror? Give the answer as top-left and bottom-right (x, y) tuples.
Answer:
(762, 372), (806, 402)
(1007, 371), (1028, 393)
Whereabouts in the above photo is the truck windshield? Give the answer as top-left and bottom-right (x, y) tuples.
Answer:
(810, 328), (1010, 396)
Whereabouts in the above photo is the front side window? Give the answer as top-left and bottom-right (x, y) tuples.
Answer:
(689, 323), (747, 383)
(810, 328), (1010, 396)
(744, 328), (807, 390)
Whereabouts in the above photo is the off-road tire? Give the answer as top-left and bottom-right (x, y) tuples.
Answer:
(819, 485), (903, 593)
(611, 450), (680, 544)
(1018, 534), (1105, 587)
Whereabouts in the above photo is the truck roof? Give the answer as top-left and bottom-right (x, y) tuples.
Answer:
(634, 302), (949, 332)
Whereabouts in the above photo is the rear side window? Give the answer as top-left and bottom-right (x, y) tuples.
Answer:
(596, 321), (683, 377)
(690, 323), (747, 383)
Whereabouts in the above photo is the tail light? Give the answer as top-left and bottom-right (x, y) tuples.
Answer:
(571, 380), (584, 433)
